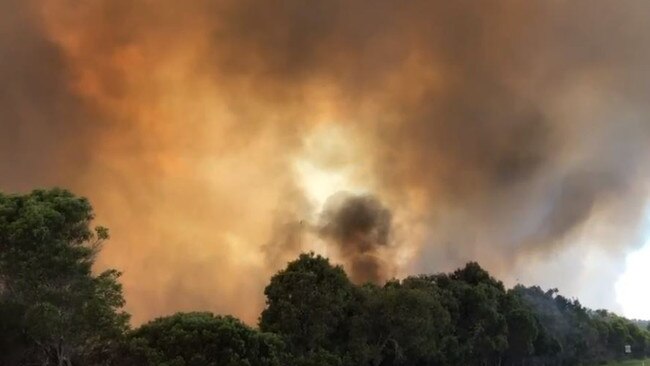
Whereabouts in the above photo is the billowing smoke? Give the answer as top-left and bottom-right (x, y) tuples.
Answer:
(0, 0), (98, 191)
(319, 193), (392, 283)
(2, 0), (650, 323)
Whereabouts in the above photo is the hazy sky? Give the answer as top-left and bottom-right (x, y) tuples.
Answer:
(2, 0), (650, 323)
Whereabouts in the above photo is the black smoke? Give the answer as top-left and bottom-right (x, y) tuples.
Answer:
(319, 193), (392, 283)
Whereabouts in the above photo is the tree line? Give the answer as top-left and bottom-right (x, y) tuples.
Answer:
(1, 189), (648, 365)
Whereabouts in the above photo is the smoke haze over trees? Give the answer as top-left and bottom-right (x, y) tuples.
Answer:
(3, 0), (650, 323)
(1, 189), (649, 365)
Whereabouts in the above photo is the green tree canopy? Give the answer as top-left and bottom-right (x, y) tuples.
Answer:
(2, 188), (650, 366)
(357, 280), (453, 366)
(120, 312), (286, 366)
(0, 189), (129, 365)
(259, 252), (354, 359)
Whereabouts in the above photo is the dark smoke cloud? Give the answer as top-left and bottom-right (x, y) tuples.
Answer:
(2, 0), (650, 321)
(0, 0), (98, 191)
(209, 0), (650, 310)
(210, 0), (650, 285)
(319, 193), (393, 283)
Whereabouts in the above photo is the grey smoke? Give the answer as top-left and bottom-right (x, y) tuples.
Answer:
(319, 193), (392, 283)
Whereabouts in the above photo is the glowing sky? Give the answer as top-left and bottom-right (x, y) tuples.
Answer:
(617, 243), (650, 319)
(617, 209), (650, 319)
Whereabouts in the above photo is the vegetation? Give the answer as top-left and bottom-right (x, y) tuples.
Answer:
(1, 189), (649, 366)
(0, 189), (128, 365)
(600, 360), (650, 366)
(116, 312), (286, 366)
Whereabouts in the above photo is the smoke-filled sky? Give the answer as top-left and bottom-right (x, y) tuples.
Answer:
(2, 0), (650, 323)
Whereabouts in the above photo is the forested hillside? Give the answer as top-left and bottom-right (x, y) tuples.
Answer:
(1, 189), (648, 366)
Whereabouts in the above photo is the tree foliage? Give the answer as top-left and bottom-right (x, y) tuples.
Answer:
(261, 256), (650, 366)
(1, 188), (649, 366)
(260, 252), (355, 358)
(0, 189), (129, 365)
(118, 312), (286, 366)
